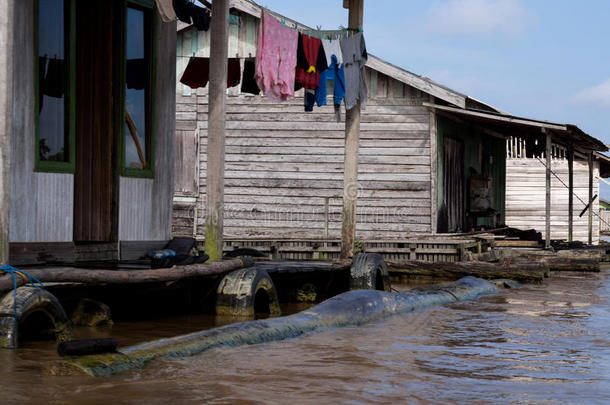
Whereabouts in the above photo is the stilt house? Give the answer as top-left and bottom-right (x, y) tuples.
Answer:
(172, 0), (607, 255)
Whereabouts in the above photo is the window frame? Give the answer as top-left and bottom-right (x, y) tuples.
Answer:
(34, 0), (76, 173)
(119, 0), (156, 179)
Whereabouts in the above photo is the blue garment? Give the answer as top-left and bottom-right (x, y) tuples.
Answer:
(314, 54), (345, 110)
(315, 69), (327, 107)
(332, 55), (346, 106)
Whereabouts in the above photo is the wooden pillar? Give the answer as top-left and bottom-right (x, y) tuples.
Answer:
(0, 0), (13, 264)
(341, 0), (364, 258)
(568, 145), (574, 242)
(204, 0), (229, 262)
(588, 152), (594, 245)
(544, 129), (551, 249)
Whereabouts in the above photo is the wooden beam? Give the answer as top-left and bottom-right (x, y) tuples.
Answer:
(423, 102), (567, 131)
(341, 0), (363, 259)
(0, 0), (13, 264)
(588, 152), (594, 244)
(545, 129), (551, 249)
(568, 144), (574, 242)
(204, 0), (230, 262)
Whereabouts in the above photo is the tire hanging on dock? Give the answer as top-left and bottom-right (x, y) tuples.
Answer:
(0, 286), (73, 349)
(350, 253), (391, 292)
(216, 267), (281, 318)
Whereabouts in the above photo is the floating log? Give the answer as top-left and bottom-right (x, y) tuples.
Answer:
(387, 260), (548, 283)
(0, 258), (252, 293)
(50, 277), (498, 376)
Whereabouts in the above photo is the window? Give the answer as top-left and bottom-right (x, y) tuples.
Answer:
(121, 2), (154, 177)
(35, 0), (75, 172)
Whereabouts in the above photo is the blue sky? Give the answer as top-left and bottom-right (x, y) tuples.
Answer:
(259, 0), (610, 195)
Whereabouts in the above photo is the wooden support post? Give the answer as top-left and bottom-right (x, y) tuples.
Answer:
(544, 129), (551, 249)
(341, 0), (364, 259)
(0, 0), (13, 264)
(588, 152), (594, 245)
(568, 144), (574, 242)
(204, 0), (229, 262)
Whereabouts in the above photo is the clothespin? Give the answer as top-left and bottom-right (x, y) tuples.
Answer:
(281, 17), (286, 27)
(248, 52), (252, 58)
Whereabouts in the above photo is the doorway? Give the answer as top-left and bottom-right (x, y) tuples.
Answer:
(442, 137), (465, 232)
(73, 0), (117, 242)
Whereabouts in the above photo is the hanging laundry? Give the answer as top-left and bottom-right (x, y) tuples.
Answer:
(191, 4), (210, 31)
(126, 58), (146, 90)
(172, 0), (191, 24)
(340, 32), (367, 110)
(304, 89), (316, 112)
(43, 58), (65, 98)
(295, 33), (328, 91)
(315, 69), (327, 107)
(240, 58), (260, 95)
(255, 12), (298, 101)
(155, 0), (176, 23)
(322, 38), (343, 66)
(227, 58), (241, 88)
(180, 57), (241, 89)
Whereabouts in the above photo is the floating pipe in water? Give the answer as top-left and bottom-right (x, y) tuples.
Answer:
(52, 277), (498, 377)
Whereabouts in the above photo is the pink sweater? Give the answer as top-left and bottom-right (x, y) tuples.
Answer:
(255, 12), (298, 101)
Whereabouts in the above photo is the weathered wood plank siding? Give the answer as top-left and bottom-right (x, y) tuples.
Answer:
(119, 15), (176, 241)
(174, 20), (433, 240)
(9, 0), (74, 243)
(505, 158), (600, 243)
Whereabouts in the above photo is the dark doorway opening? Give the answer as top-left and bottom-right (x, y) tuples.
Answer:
(442, 137), (465, 232)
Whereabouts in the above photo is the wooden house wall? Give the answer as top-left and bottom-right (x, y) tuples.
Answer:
(9, 0), (74, 242)
(119, 13), (176, 241)
(174, 25), (433, 240)
(9, 1), (176, 243)
(505, 158), (600, 243)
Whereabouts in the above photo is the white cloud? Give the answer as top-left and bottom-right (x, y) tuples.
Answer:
(574, 79), (610, 109)
(426, 0), (534, 36)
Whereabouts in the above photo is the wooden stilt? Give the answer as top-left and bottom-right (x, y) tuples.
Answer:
(204, 0), (230, 262)
(568, 145), (574, 242)
(545, 129), (552, 249)
(341, 0), (364, 259)
(588, 152), (594, 245)
(0, 0), (13, 264)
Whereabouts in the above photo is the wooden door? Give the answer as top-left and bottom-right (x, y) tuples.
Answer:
(73, 0), (115, 242)
(443, 137), (465, 233)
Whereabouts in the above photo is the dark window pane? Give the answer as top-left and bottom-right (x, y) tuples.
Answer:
(124, 7), (150, 170)
(38, 0), (68, 162)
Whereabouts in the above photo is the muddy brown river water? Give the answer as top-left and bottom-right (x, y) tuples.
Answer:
(1, 271), (609, 404)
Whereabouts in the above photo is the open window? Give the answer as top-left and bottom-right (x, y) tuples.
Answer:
(121, 1), (155, 178)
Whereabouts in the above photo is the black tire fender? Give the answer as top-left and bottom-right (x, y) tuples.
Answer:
(216, 267), (281, 317)
(350, 253), (391, 292)
(0, 286), (73, 349)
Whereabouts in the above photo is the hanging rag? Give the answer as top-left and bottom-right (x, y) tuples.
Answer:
(304, 89), (316, 112)
(126, 58), (146, 90)
(43, 58), (65, 98)
(240, 58), (260, 95)
(340, 32), (367, 110)
(330, 54), (345, 121)
(255, 12), (298, 101)
(191, 4), (210, 31)
(154, 0), (176, 22)
(172, 0), (191, 24)
(227, 58), (241, 88)
(180, 57), (241, 89)
(322, 38), (343, 66)
(295, 33), (328, 91)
